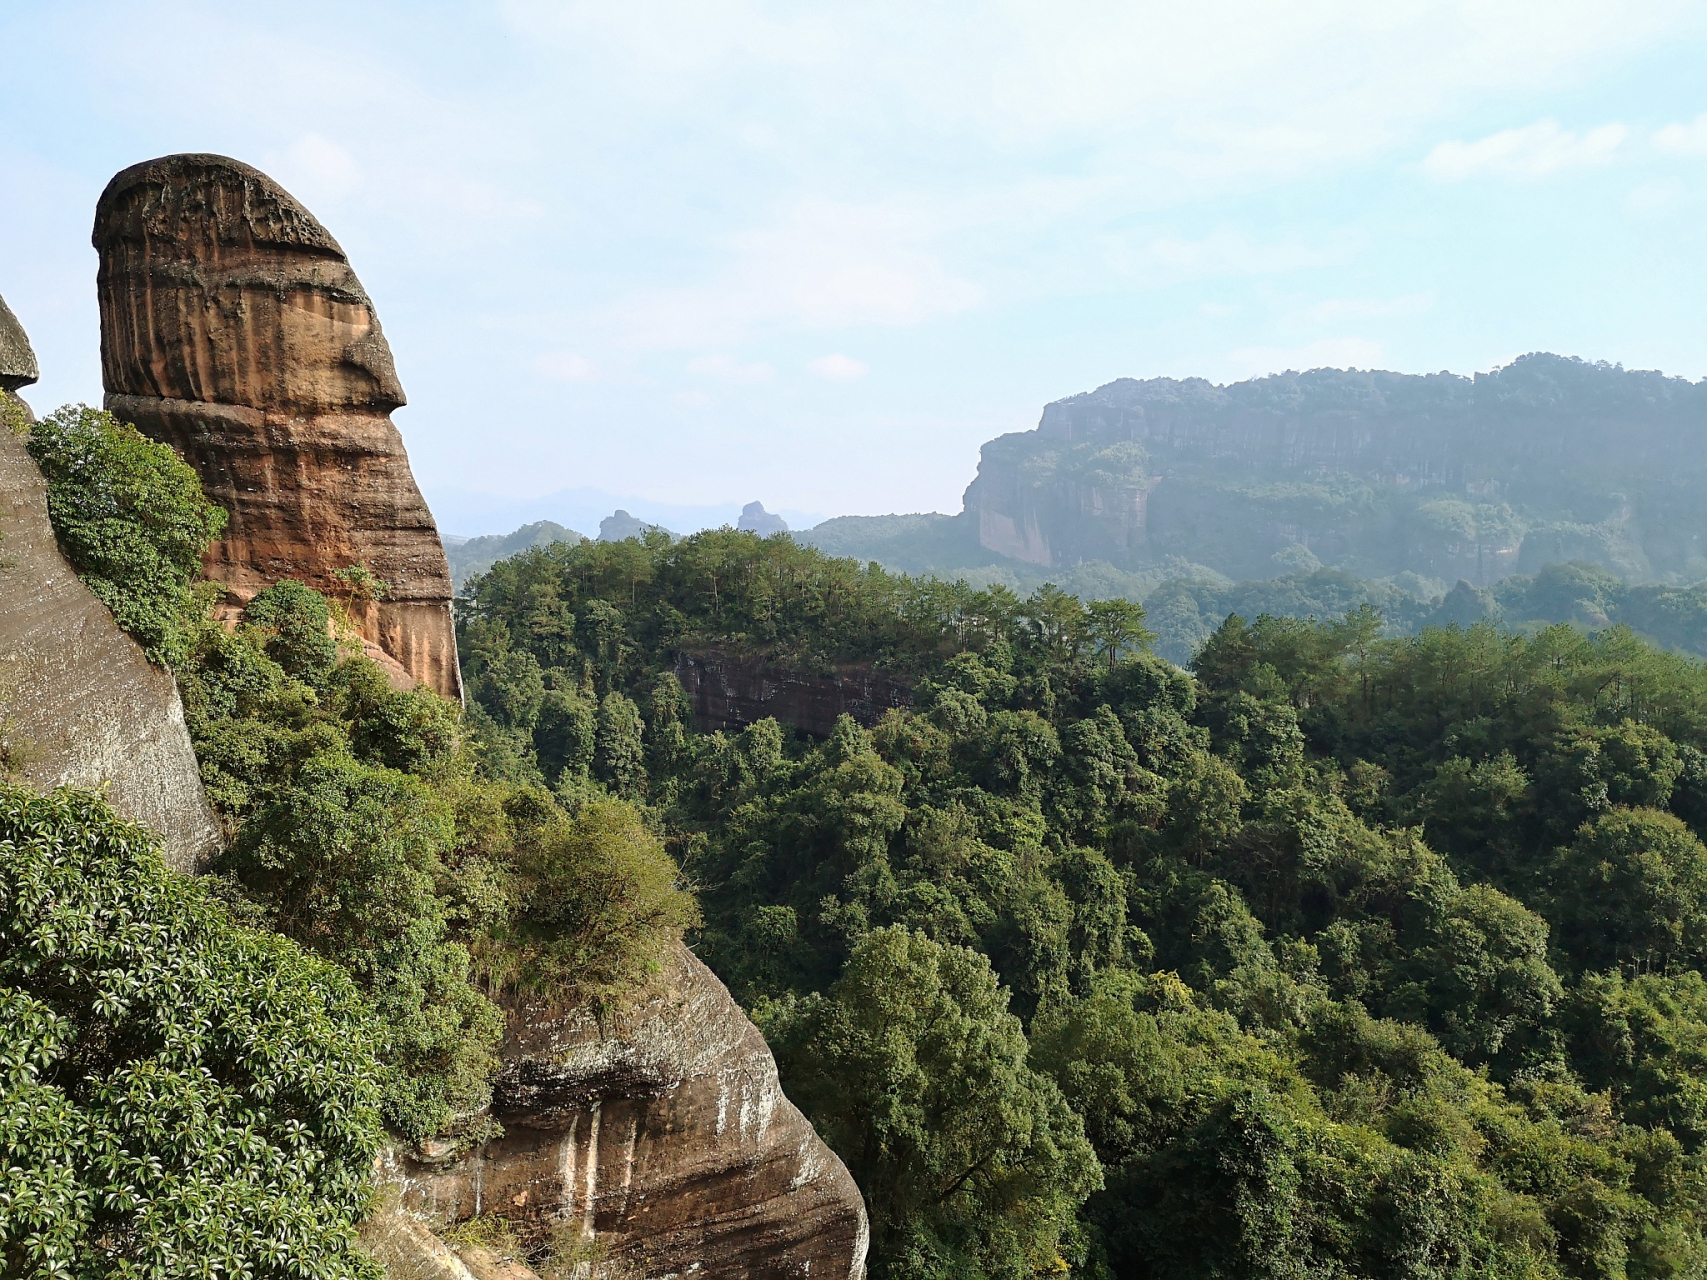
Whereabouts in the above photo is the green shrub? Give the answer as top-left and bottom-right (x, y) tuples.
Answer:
(26, 405), (225, 666)
(243, 579), (339, 685)
(477, 798), (699, 1005)
(0, 784), (383, 1279)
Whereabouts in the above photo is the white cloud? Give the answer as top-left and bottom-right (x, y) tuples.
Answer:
(1298, 291), (1435, 323)
(1199, 301), (1240, 317)
(1654, 114), (1707, 155)
(605, 196), (983, 349)
(808, 354), (869, 381)
(1422, 119), (1627, 181)
(672, 389), (713, 408)
(686, 353), (775, 383)
(535, 352), (599, 382)
(1229, 337), (1387, 376)
(1114, 229), (1364, 283)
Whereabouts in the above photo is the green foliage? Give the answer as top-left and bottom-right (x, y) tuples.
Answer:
(0, 785), (383, 1280)
(461, 524), (1707, 1278)
(243, 579), (339, 685)
(26, 405), (226, 665)
(474, 798), (700, 1004)
(762, 927), (1100, 1279)
(219, 752), (501, 1143)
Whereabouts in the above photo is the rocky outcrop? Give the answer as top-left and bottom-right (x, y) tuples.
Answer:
(675, 648), (912, 737)
(960, 358), (1707, 584)
(91, 153), (461, 699)
(0, 292), (220, 873)
(385, 941), (868, 1280)
(738, 501), (788, 535)
(0, 292), (38, 395)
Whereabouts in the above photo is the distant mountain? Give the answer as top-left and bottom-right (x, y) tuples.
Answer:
(445, 520), (584, 590)
(808, 355), (1707, 590)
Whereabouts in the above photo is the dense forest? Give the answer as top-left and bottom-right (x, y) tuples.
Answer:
(19, 402), (1707, 1278)
(461, 526), (1707, 1278)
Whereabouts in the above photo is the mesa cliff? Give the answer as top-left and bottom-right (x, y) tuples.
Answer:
(960, 359), (1707, 585)
(0, 291), (219, 872)
(91, 153), (462, 698)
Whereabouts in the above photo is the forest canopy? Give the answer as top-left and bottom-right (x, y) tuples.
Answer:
(460, 527), (1707, 1279)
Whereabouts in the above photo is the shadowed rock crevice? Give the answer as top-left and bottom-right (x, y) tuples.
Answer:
(92, 153), (461, 698)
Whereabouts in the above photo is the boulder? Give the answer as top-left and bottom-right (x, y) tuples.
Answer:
(0, 291), (220, 872)
(384, 941), (868, 1280)
(91, 154), (461, 699)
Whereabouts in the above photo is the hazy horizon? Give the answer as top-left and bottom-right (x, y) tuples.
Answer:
(5, 1), (1707, 528)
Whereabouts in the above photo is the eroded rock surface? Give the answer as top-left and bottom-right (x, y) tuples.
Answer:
(675, 647), (911, 738)
(0, 293), (219, 871)
(91, 153), (461, 698)
(386, 941), (868, 1280)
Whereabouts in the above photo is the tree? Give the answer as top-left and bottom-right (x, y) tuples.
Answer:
(594, 691), (647, 798)
(219, 753), (502, 1142)
(1082, 598), (1155, 670)
(242, 579), (338, 686)
(1551, 807), (1707, 976)
(475, 798), (700, 1006)
(0, 785), (383, 1280)
(763, 927), (1100, 1279)
(26, 405), (226, 666)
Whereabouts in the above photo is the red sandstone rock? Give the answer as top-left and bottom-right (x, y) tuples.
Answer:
(385, 941), (869, 1280)
(91, 154), (461, 699)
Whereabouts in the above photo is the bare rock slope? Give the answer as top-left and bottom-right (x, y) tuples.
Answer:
(388, 941), (869, 1280)
(91, 153), (461, 698)
(0, 291), (219, 872)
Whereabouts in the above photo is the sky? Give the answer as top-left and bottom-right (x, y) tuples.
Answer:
(3, 1), (1707, 536)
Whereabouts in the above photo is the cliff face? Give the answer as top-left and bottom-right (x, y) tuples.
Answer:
(91, 153), (461, 698)
(385, 941), (868, 1280)
(675, 648), (912, 737)
(961, 358), (1707, 584)
(0, 292), (219, 872)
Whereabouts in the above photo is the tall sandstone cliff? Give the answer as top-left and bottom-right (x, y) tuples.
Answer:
(0, 290), (219, 872)
(91, 154), (461, 698)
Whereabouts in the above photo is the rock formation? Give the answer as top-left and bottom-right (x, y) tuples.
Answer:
(0, 291), (220, 873)
(957, 358), (1707, 585)
(738, 501), (788, 535)
(91, 153), (461, 699)
(597, 509), (673, 543)
(0, 292), (38, 396)
(385, 940), (869, 1280)
(674, 648), (912, 738)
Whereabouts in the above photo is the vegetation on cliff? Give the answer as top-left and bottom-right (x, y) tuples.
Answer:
(0, 786), (384, 1280)
(7, 407), (697, 1277)
(460, 527), (1707, 1279)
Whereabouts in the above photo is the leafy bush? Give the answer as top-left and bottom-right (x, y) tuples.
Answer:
(26, 405), (225, 666)
(0, 784), (383, 1279)
(474, 798), (699, 1005)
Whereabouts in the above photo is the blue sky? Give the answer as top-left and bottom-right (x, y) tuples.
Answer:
(3, 1), (1707, 535)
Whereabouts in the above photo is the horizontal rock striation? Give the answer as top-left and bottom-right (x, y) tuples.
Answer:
(674, 647), (912, 738)
(0, 294), (219, 871)
(92, 153), (461, 698)
(385, 941), (868, 1280)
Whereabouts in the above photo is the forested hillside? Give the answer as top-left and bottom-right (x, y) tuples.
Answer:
(461, 527), (1707, 1278)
